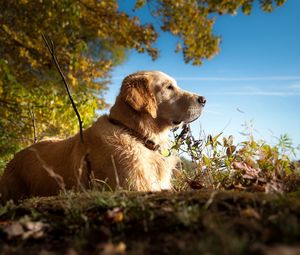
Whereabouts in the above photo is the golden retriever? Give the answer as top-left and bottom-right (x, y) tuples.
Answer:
(0, 71), (206, 202)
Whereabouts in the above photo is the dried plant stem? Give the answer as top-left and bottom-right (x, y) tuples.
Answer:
(42, 34), (84, 144)
(111, 155), (120, 189)
(29, 106), (37, 143)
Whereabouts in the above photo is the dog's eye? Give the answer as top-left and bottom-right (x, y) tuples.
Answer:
(167, 85), (174, 90)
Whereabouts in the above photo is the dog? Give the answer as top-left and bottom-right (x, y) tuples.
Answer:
(0, 71), (206, 202)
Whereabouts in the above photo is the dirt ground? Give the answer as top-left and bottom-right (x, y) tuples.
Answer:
(1, 190), (300, 255)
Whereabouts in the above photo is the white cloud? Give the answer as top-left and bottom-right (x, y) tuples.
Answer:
(111, 76), (300, 82)
(174, 76), (300, 81)
(289, 82), (300, 90)
(208, 84), (300, 96)
(223, 91), (300, 96)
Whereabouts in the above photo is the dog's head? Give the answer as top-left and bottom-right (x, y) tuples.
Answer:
(119, 71), (206, 128)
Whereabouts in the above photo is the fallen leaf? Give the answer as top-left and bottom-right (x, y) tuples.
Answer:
(0, 220), (11, 226)
(188, 180), (203, 190)
(240, 208), (261, 220)
(232, 161), (260, 179)
(161, 206), (173, 213)
(267, 214), (279, 222)
(38, 250), (57, 255)
(253, 244), (300, 255)
(98, 242), (126, 255)
(3, 219), (46, 240)
(106, 208), (124, 223)
(4, 222), (24, 239)
(22, 221), (46, 239)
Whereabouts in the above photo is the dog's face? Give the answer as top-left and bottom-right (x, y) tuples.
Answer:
(120, 71), (206, 127)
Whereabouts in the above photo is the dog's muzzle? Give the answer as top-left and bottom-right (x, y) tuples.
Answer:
(198, 96), (206, 107)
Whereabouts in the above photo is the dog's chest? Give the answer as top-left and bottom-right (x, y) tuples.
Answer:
(105, 132), (176, 191)
(129, 145), (175, 190)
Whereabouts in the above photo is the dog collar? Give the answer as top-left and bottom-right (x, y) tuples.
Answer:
(108, 118), (160, 151)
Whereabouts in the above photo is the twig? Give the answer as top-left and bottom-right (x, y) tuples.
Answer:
(41, 34), (84, 144)
(111, 155), (120, 189)
(204, 190), (218, 209)
(29, 106), (37, 143)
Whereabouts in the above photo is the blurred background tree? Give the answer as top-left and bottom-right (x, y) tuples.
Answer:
(0, 0), (285, 168)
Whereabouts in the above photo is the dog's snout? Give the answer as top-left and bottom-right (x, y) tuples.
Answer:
(197, 96), (206, 106)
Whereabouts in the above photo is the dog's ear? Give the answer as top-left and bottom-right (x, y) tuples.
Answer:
(121, 74), (157, 118)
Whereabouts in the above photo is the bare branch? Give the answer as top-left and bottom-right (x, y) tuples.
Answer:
(29, 106), (37, 143)
(42, 34), (84, 144)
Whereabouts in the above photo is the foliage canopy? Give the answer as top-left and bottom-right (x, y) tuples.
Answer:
(0, 0), (286, 166)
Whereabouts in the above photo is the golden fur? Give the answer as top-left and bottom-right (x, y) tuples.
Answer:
(0, 71), (205, 202)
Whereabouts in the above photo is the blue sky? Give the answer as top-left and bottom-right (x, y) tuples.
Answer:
(104, 0), (300, 158)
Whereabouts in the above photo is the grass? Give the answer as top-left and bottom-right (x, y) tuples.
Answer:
(1, 127), (300, 254)
(1, 190), (300, 255)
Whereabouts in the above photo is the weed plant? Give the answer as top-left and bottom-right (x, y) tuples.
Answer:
(172, 123), (300, 193)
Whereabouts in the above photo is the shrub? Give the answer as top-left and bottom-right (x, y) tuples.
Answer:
(172, 124), (300, 193)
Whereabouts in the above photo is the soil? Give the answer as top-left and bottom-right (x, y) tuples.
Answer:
(1, 190), (300, 255)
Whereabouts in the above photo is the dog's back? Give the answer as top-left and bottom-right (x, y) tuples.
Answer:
(0, 150), (29, 203)
(0, 136), (89, 203)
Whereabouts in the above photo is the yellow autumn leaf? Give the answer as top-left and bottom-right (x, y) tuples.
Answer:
(67, 73), (78, 87)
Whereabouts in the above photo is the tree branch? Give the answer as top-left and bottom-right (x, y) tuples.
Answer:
(29, 107), (37, 144)
(42, 34), (84, 144)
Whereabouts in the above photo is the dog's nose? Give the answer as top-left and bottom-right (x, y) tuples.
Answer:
(198, 96), (206, 106)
